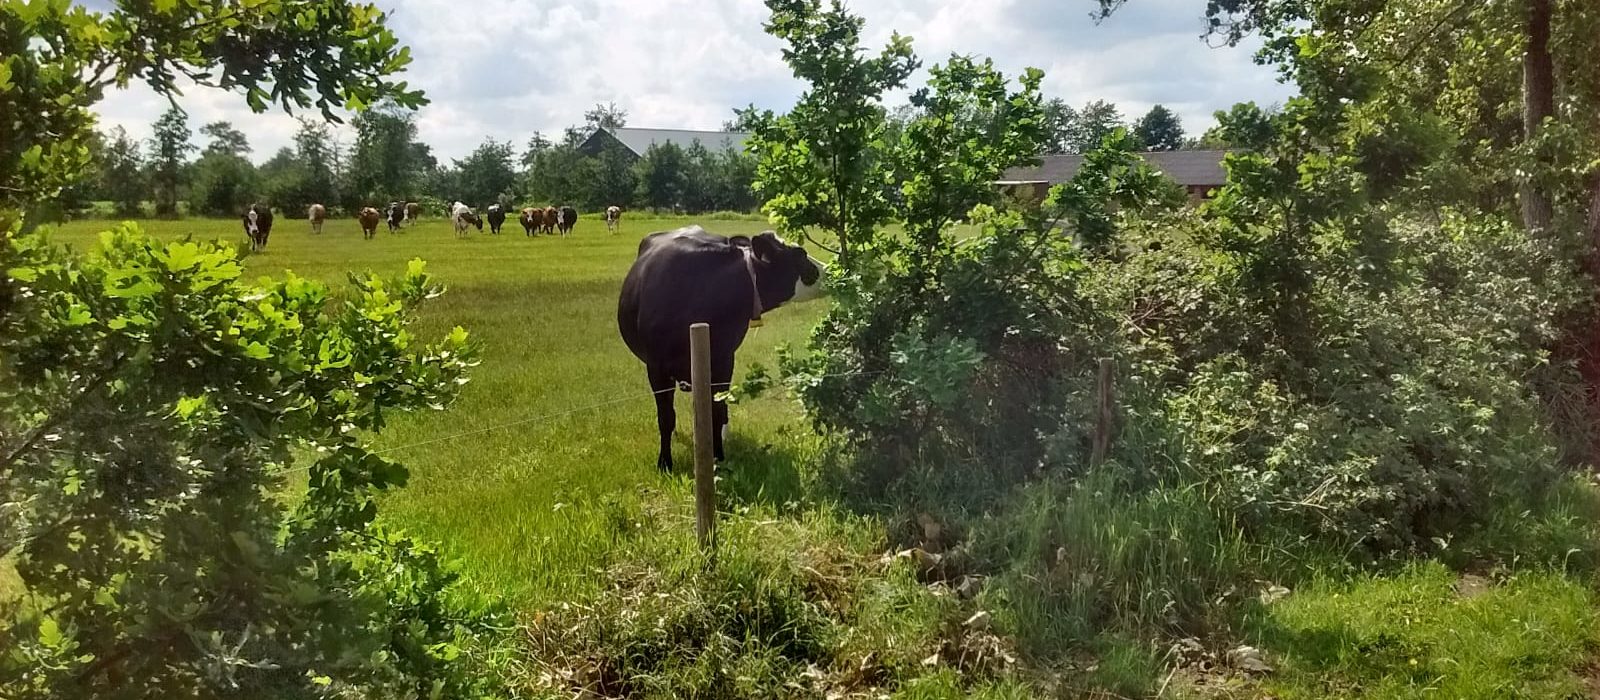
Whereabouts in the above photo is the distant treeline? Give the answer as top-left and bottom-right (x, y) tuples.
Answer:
(61, 98), (1221, 220)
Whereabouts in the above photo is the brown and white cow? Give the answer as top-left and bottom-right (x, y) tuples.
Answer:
(541, 206), (559, 235)
(405, 201), (422, 224)
(358, 207), (382, 239)
(241, 204), (273, 252)
(308, 203), (327, 234)
(605, 205), (622, 234)
(451, 201), (482, 238)
(528, 206), (553, 236)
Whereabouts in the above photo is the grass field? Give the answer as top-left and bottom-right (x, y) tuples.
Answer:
(41, 214), (827, 605)
(24, 215), (1600, 698)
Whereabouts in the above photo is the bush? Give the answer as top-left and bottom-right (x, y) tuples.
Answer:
(0, 224), (506, 698)
(1095, 200), (1586, 550)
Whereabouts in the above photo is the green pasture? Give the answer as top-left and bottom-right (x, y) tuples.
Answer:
(40, 214), (826, 604)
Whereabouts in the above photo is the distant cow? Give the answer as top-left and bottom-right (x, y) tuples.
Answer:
(541, 206), (559, 235)
(557, 206), (578, 236)
(520, 207), (542, 236)
(405, 201), (421, 224)
(605, 206), (622, 234)
(308, 203), (327, 234)
(618, 227), (824, 470)
(451, 201), (482, 238)
(387, 201), (406, 233)
(358, 207), (382, 239)
(486, 204), (507, 235)
(241, 204), (274, 252)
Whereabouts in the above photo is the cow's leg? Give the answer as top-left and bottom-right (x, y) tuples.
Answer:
(648, 367), (675, 471)
(712, 398), (728, 462)
(711, 356), (734, 462)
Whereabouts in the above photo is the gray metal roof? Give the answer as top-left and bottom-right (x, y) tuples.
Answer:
(1003, 150), (1231, 187)
(597, 127), (751, 157)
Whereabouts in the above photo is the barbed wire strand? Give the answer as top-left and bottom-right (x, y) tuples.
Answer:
(276, 369), (882, 475)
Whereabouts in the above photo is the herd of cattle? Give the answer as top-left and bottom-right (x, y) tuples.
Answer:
(239, 201), (627, 251)
(243, 199), (830, 474)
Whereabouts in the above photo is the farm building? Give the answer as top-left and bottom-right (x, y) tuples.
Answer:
(999, 149), (1232, 203)
(578, 127), (752, 161)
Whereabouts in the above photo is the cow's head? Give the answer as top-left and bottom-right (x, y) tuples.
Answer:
(750, 232), (825, 304)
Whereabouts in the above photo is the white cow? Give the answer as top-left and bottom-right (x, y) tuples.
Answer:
(308, 203), (326, 234)
(450, 201), (481, 239)
(605, 205), (622, 234)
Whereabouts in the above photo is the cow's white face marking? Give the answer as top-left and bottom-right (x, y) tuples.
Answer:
(792, 255), (826, 302)
(245, 210), (259, 234)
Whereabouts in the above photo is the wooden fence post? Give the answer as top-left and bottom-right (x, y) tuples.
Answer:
(1091, 357), (1115, 467)
(689, 322), (716, 550)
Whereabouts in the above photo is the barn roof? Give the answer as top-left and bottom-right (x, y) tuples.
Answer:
(583, 127), (752, 158)
(1003, 149), (1232, 187)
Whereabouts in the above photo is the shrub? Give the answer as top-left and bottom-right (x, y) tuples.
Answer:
(1097, 202), (1585, 550)
(0, 224), (505, 697)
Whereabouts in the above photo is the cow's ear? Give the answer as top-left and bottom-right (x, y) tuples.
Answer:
(751, 231), (782, 262)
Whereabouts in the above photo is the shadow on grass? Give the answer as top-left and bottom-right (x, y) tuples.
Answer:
(717, 433), (808, 513)
(660, 429), (808, 513)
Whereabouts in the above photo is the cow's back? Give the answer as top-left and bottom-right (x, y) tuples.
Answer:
(619, 226), (755, 382)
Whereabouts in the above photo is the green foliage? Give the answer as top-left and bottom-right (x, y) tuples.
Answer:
(199, 121), (252, 158)
(1065, 99), (1124, 154)
(1048, 129), (1184, 252)
(1102, 181), (1584, 549)
(583, 101), (628, 131)
(629, 141), (758, 214)
(96, 127), (145, 218)
(519, 138), (589, 206)
(765, 6), (1108, 490)
(746, 0), (918, 262)
(188, 152), (260, 217)
(0, 224), (503, 697)
(587, 140), (638, 210)
(1131, 104), (1185, 151)
(147, 106), (194, 218)
(0, 0), (423, 220)
(1040, 97), (1077, 154)
(634, 142), (689, 210)
(344, 105), (433, 208)
(262, 120), (342, 217)
(447, 138), (518, 207)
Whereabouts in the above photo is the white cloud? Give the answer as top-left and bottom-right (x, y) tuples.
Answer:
(90, 0), (1296, 161)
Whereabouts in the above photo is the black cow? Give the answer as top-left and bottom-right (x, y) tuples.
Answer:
(618, 226), (823, 470)
(387, 201), (406, 233)
(557, 205), (578, 236)
(486, 204), (507, 235)
(241, 203), (274, 252)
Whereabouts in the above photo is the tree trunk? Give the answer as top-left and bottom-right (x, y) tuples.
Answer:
(1520, 0), (1555, 234)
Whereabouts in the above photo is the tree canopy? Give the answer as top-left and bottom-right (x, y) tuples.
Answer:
(1132, 104), (1185, 151)
(0, 0), (425, 226)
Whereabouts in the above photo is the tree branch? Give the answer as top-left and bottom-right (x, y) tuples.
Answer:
(1392, 0), (1479, 67)
(1, 353), (127, 472)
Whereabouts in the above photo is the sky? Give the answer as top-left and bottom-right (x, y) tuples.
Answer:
(89, 0), (1297, 163)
